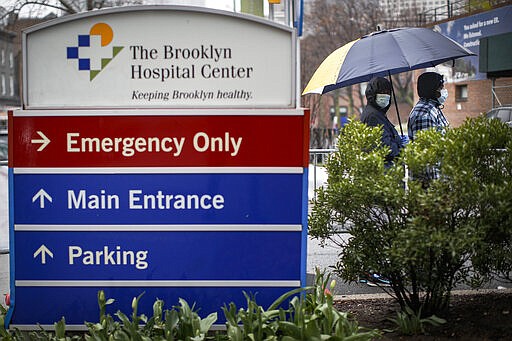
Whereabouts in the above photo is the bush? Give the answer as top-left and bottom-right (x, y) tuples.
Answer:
(309, 118), (512, 316)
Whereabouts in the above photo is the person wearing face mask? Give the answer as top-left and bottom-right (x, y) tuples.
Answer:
(358, 77), (407, 287)
(360, 77), (406, 167)
(407, 71), (450, 184)
(407, 72), (450, 141)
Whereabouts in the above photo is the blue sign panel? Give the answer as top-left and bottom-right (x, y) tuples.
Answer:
(14, 174), (303, 224)
(10, 286), (299, 326)
(8, 170), (308, 328)
(15, 231), (302, 280)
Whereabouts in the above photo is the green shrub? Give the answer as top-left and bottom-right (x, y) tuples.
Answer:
(309, 118), (512, 317)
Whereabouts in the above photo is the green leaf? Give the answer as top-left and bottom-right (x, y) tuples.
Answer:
(267, 286), (311, 311)
(199, 312), (217, 333)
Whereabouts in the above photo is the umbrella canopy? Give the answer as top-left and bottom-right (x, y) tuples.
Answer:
(303, 27), (476, 95)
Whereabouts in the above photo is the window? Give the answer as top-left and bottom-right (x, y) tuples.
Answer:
(9, 75), (14, 96)
(9, 52), (13, 68)
(455, 84), (468, 102)
(497, 109), (511, 122)
(1, 50), (4, 65)
(1, 74), (5, 95)
(329, 106), (348, 117)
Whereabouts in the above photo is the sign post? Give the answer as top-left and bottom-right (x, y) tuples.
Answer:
(7, 6), (308, 329)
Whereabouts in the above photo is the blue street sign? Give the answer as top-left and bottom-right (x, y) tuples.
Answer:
(15, 231), (302, 280)
(8, 171), (308, 328)
(14, 173), (303, 224)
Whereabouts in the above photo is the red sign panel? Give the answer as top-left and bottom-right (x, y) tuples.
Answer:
(11, 111), (309, 168)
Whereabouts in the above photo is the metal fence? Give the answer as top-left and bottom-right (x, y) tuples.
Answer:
(309, 148), (334, 195)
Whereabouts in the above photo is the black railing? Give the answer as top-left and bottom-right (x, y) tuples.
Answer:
(419, 0), (512, 26)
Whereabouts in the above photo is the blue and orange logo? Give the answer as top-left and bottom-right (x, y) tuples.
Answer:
(66, 23), (123, 81)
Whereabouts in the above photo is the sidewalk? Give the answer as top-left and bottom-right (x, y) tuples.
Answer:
(333, 287), (512, 301)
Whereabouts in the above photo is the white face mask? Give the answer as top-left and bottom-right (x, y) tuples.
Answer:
(438, 88), (448, 104)
(375, 94), (391, 108)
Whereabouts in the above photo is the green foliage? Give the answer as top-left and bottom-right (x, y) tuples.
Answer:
(84, 291), (217, 341)
(222, 268), (380, 340)
(0, 303), (13, 341)
(222, 286), (311, 340)
(451, 118), (512, 285)
(28, 318), (81, 341)
(0, 274), (381, 340)
(84, 290), (120, 341)
(387, 306), (446, 335)
(172, 298), (217, 341)
(309, 118), (512, 317)
(1, 309), (80, 341)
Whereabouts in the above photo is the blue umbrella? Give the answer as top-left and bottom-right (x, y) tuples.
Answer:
(303, 27), (475, 133)
(303, 27), (475, 95)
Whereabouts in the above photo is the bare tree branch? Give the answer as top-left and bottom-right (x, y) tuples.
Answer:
(0, 1), (72, 23)
(0, 0), (142, 22)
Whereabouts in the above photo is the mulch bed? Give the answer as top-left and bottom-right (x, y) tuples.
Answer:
(334, 290), (512, 340)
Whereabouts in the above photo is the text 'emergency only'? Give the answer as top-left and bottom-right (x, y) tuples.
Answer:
(66, 131), (242, 157)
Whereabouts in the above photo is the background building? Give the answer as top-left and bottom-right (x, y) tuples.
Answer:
(420, 4), (512, 126)
(0, 27), (19, 112)
(303, 0), (512, 151)
(380, 0), (449, 17)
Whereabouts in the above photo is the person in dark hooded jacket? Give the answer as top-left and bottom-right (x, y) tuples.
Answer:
(359, 77), (406, 286)
(407, 72), (449, 141)
(360, 77), (405, 167)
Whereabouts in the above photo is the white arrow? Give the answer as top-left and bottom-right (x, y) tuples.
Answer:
(31, 131), (51, 151)
(32, 189), (53, 208)
(33, 244), (54, 264)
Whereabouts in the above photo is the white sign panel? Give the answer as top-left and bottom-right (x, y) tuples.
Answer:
(23, 6), (296, 108)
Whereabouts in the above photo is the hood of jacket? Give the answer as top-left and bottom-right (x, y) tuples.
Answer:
(417, 72), (444, 100)
(365, 77), (392, 113)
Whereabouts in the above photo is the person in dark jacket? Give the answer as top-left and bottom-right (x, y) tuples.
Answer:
(359, 77), (407, 286)
(360, 77), (406, 167)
